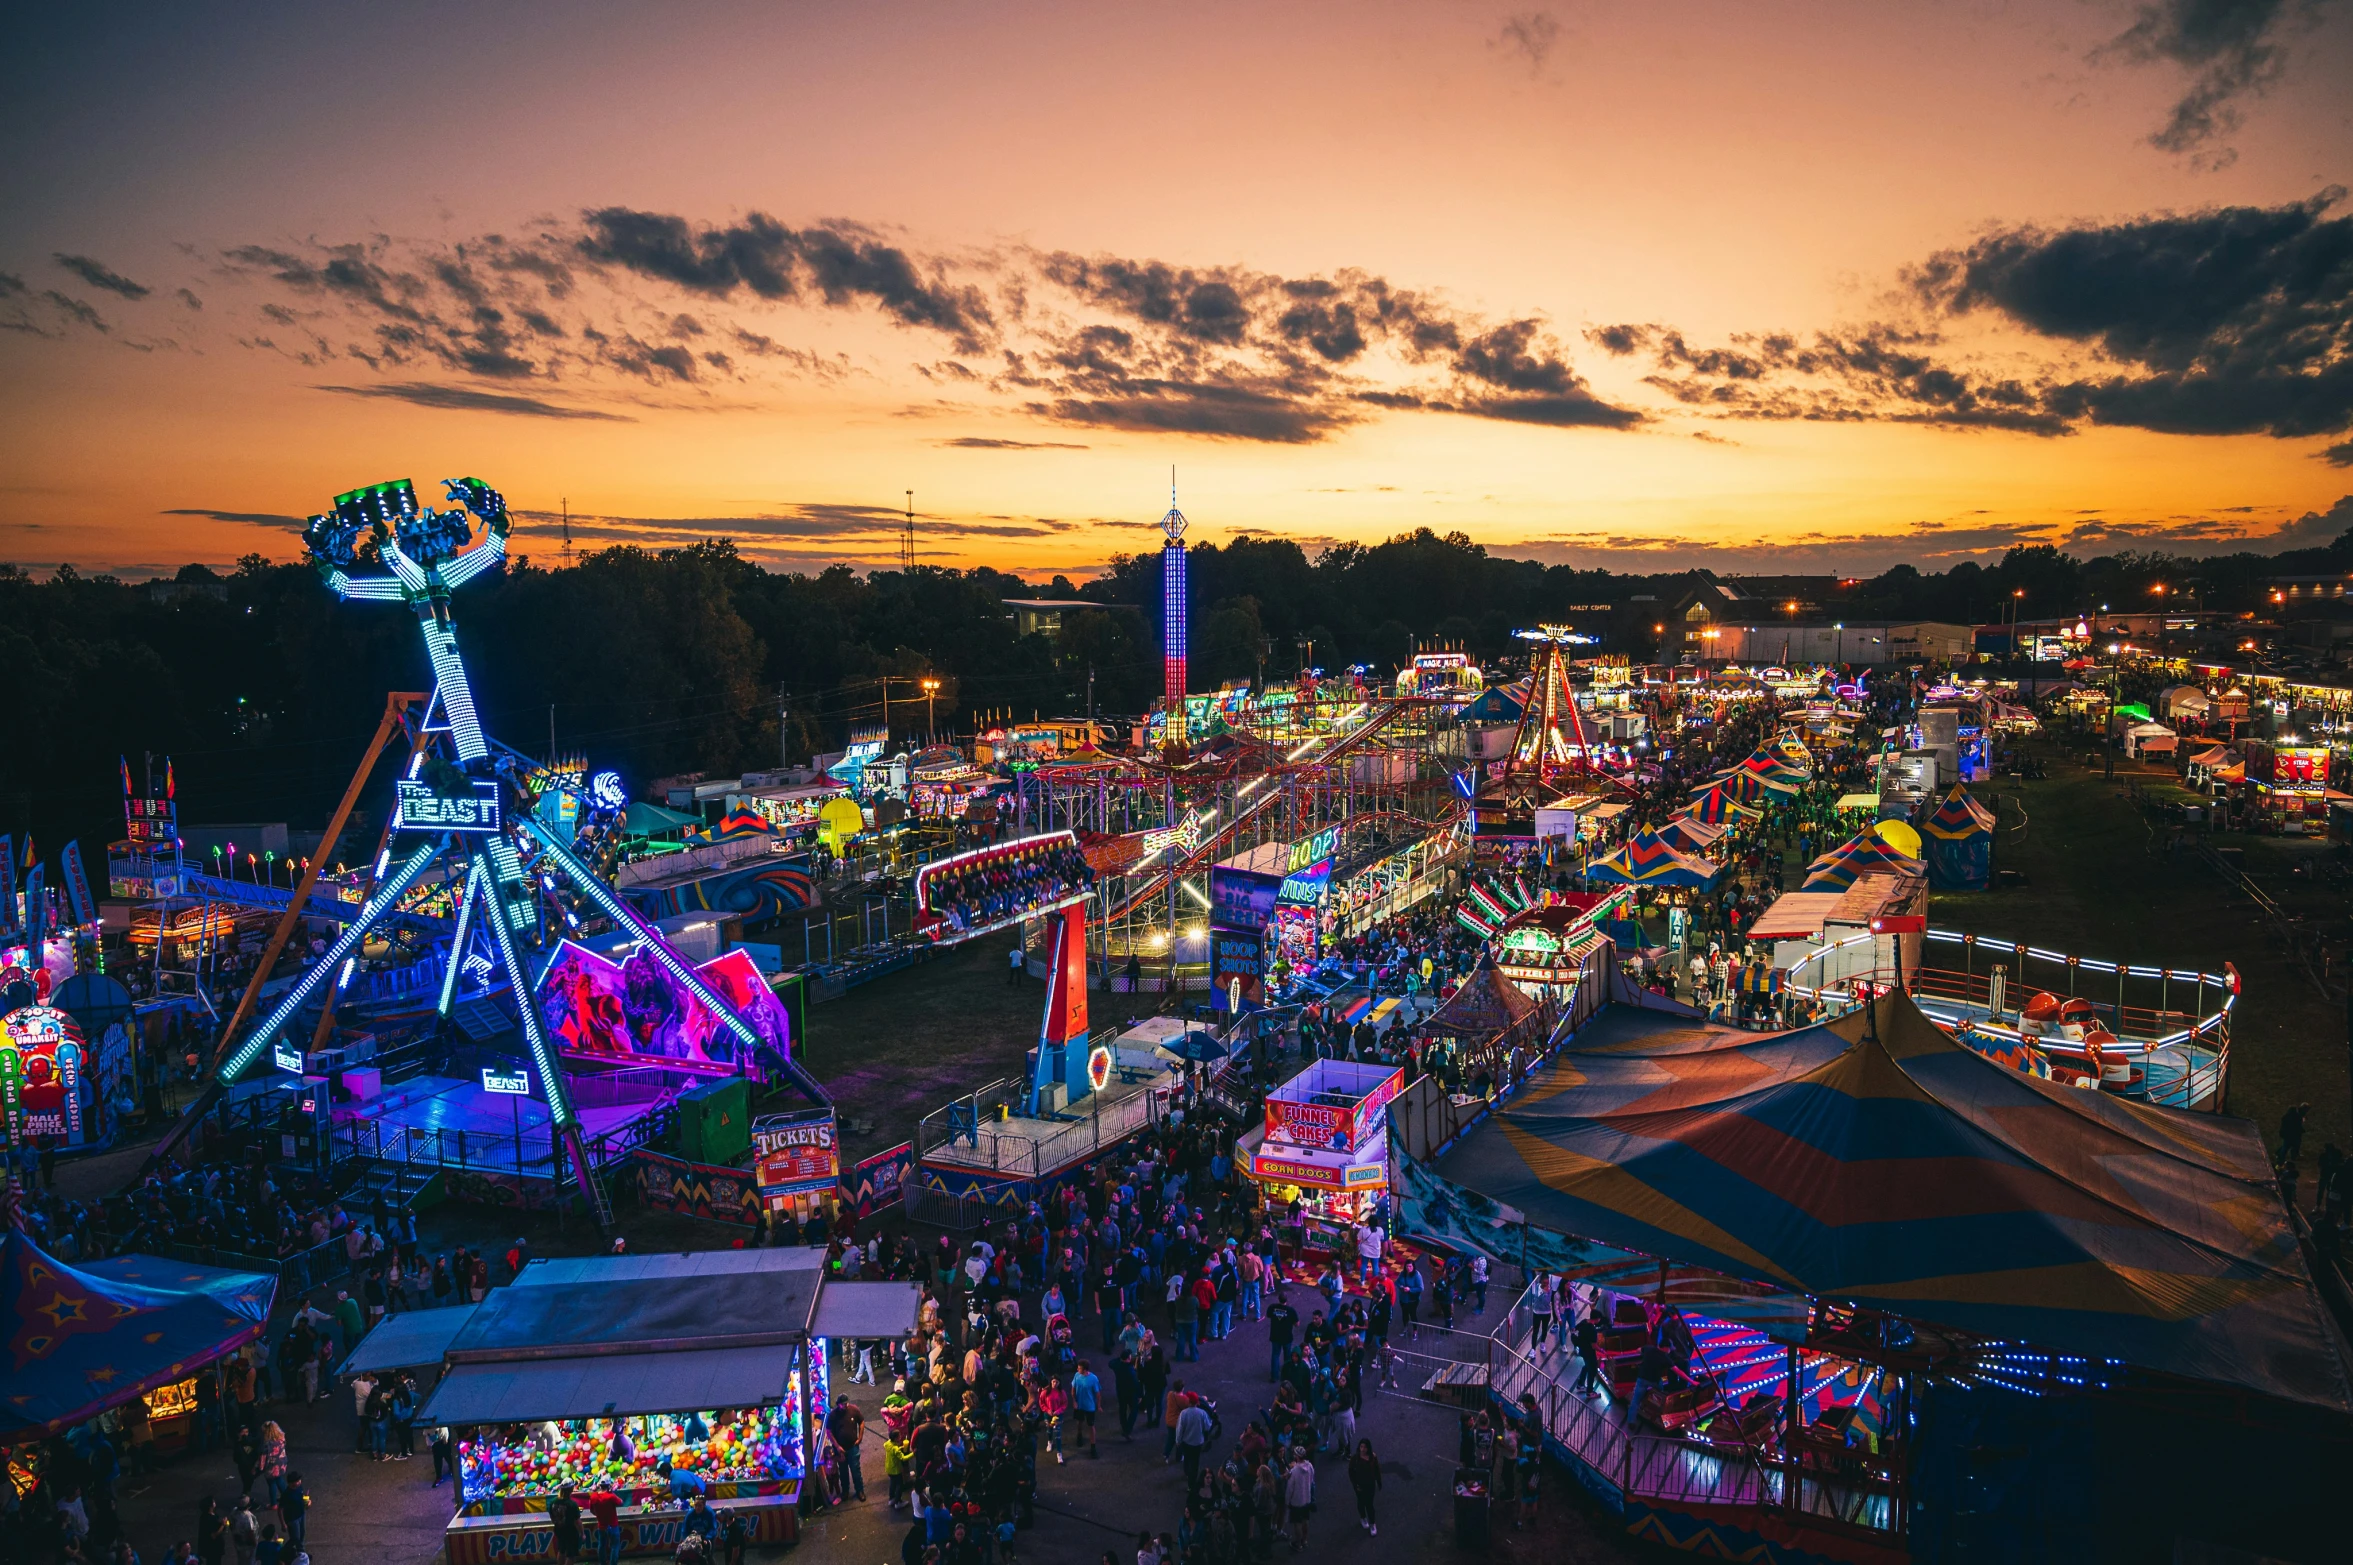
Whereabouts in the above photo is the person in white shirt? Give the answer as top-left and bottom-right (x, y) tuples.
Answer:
(1355, 1222), (1384, 1283)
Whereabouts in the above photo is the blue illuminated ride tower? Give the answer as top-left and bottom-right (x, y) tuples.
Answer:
(207, 477), (819, 1227)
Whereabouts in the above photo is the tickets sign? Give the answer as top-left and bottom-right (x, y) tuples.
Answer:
(753, 1114), (839, 1193)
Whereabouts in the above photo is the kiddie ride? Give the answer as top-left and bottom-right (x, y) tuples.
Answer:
(2014, 992), (2139, 1093)
(167, 476), (824, 1227)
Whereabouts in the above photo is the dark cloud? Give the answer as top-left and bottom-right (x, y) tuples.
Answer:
(1590, 195), (2353, 443)
(1494, 12), (1561, 74)
(176, 288), (203, 310)
(1917, 192), (2353, 439)
(193, 211), (1633, 443)
(937, 437), (1090, 450)
(2097, 0), (2325, 160)
(43, 292), (108, 333)
(2323, 439), (2353, 465)
(54, 254), (150, 299)
(578, 207), (989, 345)
(1032, 381), (1350, 443)
(161, 508), (301, 527)
(312, 382), (633, 420)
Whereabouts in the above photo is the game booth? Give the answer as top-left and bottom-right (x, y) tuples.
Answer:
(395, 1250), (918, 1562)
(1238, 1059), (1404, 1281)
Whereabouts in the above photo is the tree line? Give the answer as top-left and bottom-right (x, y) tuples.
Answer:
(4, 523), (2347, 855)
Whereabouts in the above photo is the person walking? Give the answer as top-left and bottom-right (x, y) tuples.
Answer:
(1174, 1392), (1213, 1494)
(1347, 1438), (1383, 1536)
(1266, 1295), (1298, 1381)
(276, 1475), (308, 1552)
(1572, 1312), (1602, 1395)
(229, 1497), (259, 1565)
(825, 1397), (867, 1501)
(1068, 1360), (1102, 1458)
(1281, 1447), (1317, 1554)
(587, 1486), (622, 1565)
(195, 1498), (228, 1565)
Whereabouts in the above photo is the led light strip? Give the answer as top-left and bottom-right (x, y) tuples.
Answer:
(217, 838), (444, 1083)
(438, 863), (481, 1016)
(517, 815), (764, 1054)
(472, 853), (574, 1129)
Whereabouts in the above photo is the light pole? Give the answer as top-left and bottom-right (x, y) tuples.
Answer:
(921, 677), (940, 745)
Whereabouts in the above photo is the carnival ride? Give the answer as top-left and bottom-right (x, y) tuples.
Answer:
(154, 476), (823, 1225)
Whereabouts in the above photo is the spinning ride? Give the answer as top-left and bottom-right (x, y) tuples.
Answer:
(186, 476), (819, 1225)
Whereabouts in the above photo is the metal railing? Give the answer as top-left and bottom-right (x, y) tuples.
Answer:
(1488, 1284), (1899, 1536)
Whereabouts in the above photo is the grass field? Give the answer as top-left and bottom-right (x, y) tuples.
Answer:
(776, 928), (1180, 1162)
(1927, 734), (2350, 1163)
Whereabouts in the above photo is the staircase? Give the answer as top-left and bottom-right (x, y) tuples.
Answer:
(448, 995), (518, 1044)
(340, 1160), (443, 1214)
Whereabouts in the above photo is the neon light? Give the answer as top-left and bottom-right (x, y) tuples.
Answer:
(475, 847), (571, 1126)
(217, 838), (442, 1082)
(515, 815), (764, 1056)
(437, 862), (480, 1016)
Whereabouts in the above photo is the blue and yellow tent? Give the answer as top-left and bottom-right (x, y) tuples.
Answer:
(1425, 993), (2350, 1410)
(1921, 785), (1996, 891)
(1801, 830), (1920, 890)
(1, 1233), (276, 1444)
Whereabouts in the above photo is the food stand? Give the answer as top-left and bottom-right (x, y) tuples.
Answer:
(2241, 740), (2334, 833)
(1240, 1059), (1403, 1278)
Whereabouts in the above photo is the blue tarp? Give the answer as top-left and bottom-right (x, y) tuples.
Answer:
(2, 1232), (275, 1444)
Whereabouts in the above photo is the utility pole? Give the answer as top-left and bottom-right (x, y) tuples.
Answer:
(1087, 665), (1096, 730)
(882, 678), (891, 744)
(901, 490), (915, 573)
(779, 682), (790, 768)
(561, 497), (571, 565)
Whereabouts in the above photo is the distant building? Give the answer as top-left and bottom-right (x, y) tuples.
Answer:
(1003, 598), (1139, 638)
(1661, 575), (1763, 660)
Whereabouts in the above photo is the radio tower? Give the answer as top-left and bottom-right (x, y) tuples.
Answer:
(901, 490), (916, 572)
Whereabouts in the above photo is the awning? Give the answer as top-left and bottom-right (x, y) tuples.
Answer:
(338, 1304), (479, 1376)
(808, 1282), (922, 1342)
(420, 1344), (801, 1425)
(1833, 792), (1880, 811)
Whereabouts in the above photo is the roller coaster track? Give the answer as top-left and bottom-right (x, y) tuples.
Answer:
(1100, 697), (1427, 924)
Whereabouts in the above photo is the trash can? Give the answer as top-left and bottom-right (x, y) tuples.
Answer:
(1453, 1466), (1490, 1547)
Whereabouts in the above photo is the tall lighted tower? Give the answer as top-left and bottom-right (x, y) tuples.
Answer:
(1160, 475), (1189, 748)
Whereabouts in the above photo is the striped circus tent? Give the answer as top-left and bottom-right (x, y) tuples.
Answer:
(1421, 992), (2350, 1412)
(1801, 830), (1922, 890)
(1586, 832), (1723, 889)
(1683, 785), (1763, 825)
(1656, 815), (1728, 856)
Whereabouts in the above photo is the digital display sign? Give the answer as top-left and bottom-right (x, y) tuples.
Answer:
(395, 779), (503, 833)
(480, 1068), (530, 1095)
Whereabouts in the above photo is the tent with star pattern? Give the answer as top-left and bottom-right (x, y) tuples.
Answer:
(2, 1228), (275, 1444)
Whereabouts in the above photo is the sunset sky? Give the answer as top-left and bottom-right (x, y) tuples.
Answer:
(4, 0), (2350, 579)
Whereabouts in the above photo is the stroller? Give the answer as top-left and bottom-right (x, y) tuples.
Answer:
(1042, 1312), (1078, 1374)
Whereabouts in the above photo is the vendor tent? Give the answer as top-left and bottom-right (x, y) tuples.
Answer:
(1921, 785), (1995, 891)
(2157, 685), (2212, 720)
(1801, 831), (1923, 890)
(1656, 816), (1727, 856)
(1585, 833), (1723, 889)
(1, 1234), (275, 1445)
(1684, 785), (1763, 825)
(1426, 959), (1542, 1042)
(2123, 721), (2178, 758)
(624, 800), (703, 837)
(1425, 991), (2352, 1412)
